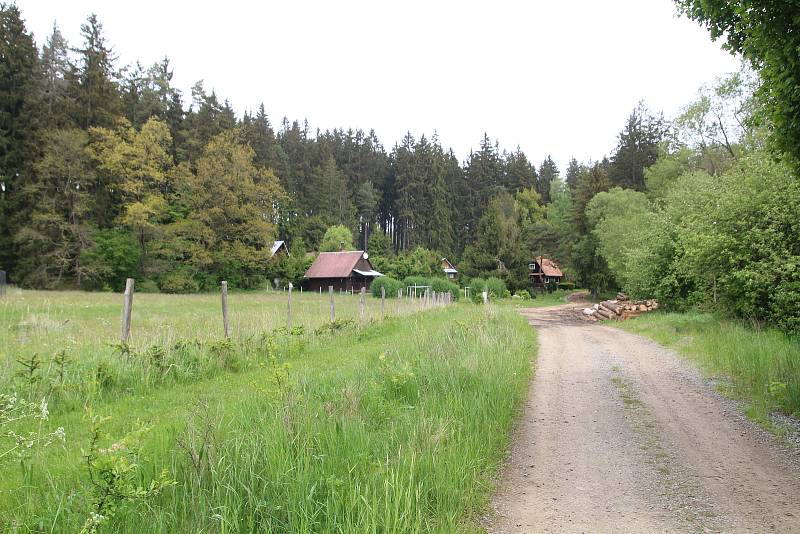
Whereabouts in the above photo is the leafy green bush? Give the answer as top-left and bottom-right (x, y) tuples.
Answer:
(485, 277), (507, 299)
(402, 276), (431, 297)
(160, 269), (201, 294)
(558, 281), (575, 290)
(371, 276), (404, 298)
(429, 278), (459, 300)
(137, 279), (160, 293)
(515, 290), (531, 300)
(79, 229), (140, 291)
(468, 278), (487, 303)
(319, 225), (354, 252)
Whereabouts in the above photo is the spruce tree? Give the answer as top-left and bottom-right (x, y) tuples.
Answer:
(242, 103), (278, 169)
(0, 3), (42, 275)
(40, 23), (74, 128)
(354, 181), (379, 249)
(392, 132), (416, 250)
(502, 148), (537, 193)
(73, 14), (120, 128)
(17, 129), (95, 287)
(573, 162), (611, 233)
(565, 157), (581, 190)
(537, 156), (559, 204)
(462, 133), (502, 242)
(425, 136), (454, 254)
(608, 102), (665, 190)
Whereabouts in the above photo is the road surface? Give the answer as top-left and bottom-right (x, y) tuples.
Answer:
(488, 303), (800, 533)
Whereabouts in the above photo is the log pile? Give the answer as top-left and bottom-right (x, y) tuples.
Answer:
(581, 293), (658, 322)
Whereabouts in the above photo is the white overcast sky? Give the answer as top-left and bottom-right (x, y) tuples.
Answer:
(18, 0), (740, 171)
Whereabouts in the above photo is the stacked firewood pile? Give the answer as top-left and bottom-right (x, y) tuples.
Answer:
(581, 293), (658, 321)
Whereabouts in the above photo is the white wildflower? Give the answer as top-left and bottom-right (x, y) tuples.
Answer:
(39, 398), (49, 420)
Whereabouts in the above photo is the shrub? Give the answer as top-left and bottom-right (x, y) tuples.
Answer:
(558, 281), (576, 290)
(79, 229), (140, 291)
(469, 278), (487, 303)
(137, 279), (160, 293)
(160, 269), (201, 294)
(468, 277), (486, 291)
(429, 278), (460, 301)
(402, 276), (431, 297)
(485, 277), (507, 299)
(371, 276), (404, 298)
(515, 289), (531, 300)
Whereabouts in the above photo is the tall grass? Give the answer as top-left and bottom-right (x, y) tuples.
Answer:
(0, 289), (434, 410)
(1, 297), (535, 532)
(616, 311), (800, 418)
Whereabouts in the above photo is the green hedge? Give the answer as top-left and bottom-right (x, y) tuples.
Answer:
(430, 278), (460, 301)
(371, 276), (405, 298)
(402, 276), (430, 297)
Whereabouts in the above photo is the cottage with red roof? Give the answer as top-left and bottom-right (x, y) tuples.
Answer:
(529, 256), (563, 290)
(304, 251), (383, 292)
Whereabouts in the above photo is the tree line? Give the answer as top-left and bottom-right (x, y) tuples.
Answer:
(0, 5), (642, 293)
(1, 3), (799, 334)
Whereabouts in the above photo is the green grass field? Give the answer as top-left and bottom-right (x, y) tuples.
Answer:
(1, 289), (536, 532)
(615, 311), (800, 422)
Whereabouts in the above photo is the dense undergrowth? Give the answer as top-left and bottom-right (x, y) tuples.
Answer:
(1, 302), (535, 532)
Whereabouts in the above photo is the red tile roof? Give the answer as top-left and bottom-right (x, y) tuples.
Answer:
(305, 251), (367, 279)
(540, 258), (563, 277)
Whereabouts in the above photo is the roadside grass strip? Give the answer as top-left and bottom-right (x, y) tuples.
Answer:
(615, 311), (800, 429)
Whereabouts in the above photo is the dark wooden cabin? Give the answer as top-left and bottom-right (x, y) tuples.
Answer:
(529, 257), (563, 289)
(304, 251), (382, 292)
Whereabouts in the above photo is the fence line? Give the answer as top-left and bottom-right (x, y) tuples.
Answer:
(113, 280), (456, 342)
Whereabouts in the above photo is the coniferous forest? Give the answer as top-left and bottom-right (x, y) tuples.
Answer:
(1, 2), (799, 333)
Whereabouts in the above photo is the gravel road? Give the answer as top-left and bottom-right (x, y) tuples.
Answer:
(488, 303), (800, 533)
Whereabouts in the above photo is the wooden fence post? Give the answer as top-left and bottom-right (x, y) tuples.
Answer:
(359, 286), (366, 321)
(221, 281), (230, 338)
(329, 286), (335, 322)
(287, 283), (293, 330)
(381, 286), (386, 318)
(120, 278), (134, 342)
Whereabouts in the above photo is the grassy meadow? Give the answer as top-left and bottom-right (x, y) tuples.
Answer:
(615, 311), (800, 423)
(0, 289), (536, 532)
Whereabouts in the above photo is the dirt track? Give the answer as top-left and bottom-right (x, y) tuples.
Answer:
(488, 303), (800, 533)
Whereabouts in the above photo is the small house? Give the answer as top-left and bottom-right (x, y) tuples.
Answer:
(529, 257), (563, 289)
(270, 240), (290, 260)
(304, 251), (383, 292)
(441, 258), (458, 280)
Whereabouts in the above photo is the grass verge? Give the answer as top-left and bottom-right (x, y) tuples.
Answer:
(614, 311), (800, 424)
(1, 303), (535, 533)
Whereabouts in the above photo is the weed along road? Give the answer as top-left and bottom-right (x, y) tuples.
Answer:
(489, 303), (800, 533)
